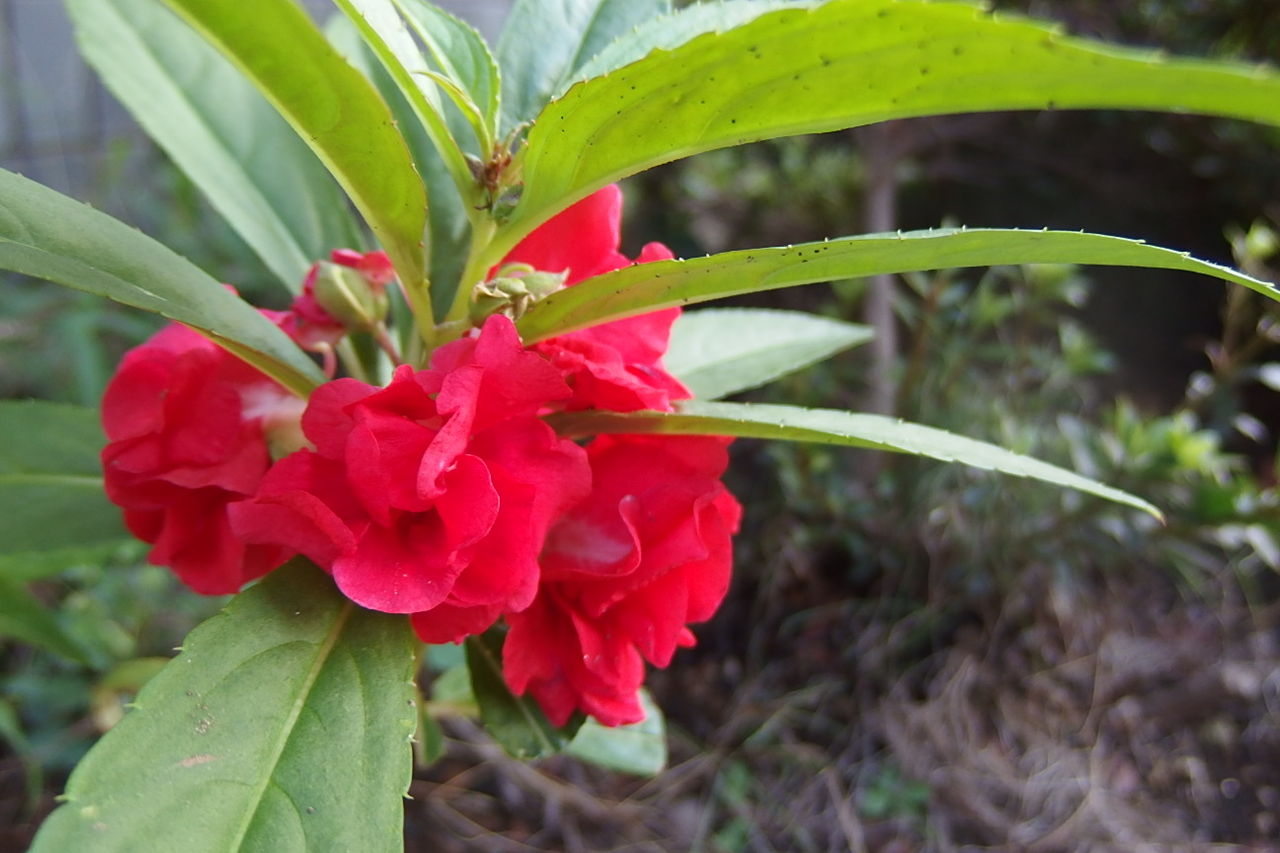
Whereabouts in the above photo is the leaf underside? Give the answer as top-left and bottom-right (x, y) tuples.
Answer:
(550, 400), (1163, 518)
(663, 308), (874, 400)
(158, 0), (427, 293)
(67, 0), (363, 292)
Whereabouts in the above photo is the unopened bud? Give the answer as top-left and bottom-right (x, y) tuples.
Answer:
(468, 263), (568, 324)
(312, 261), (389, 331)
(331, 248), (395, 285)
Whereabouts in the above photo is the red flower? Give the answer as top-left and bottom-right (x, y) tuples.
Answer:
(502, 186), (690, 413)
(504, 434), (741, 726)
(100, 323), (300, 594)
(231, 315), (591, 625)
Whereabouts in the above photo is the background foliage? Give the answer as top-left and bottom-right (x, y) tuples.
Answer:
(2, 0), (1280, 849)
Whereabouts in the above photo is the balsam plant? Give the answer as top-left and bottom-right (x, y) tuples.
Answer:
(1, 0), (1279, 848)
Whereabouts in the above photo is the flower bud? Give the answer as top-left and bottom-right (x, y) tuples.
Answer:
(311, 260), (389, 331)
(331, 248), (395, 285)
(469, 263), (568, 324)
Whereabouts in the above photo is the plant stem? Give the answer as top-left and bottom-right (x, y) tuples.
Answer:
(441, 217), (500, 333)
(371, 322), (403, 365)
(336, 338), (370, 384)
(861, 121), (901, 418)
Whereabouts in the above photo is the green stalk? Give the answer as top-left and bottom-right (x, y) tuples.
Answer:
(441, 217), (500, 334)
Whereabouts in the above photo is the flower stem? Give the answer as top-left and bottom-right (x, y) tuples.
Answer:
(442, 218), (500, 332)
(371, 322), (403, 365)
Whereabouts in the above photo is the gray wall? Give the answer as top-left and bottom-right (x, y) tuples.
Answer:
(0, 0), (512, 198)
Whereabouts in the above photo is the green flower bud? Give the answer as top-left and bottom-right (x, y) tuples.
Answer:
(312, 261), (389, 331)
(469, 264), (568, 324)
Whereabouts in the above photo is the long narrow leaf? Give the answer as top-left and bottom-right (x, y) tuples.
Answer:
(0, 401), (125, 555)
(393, 0), (502, 138)
(0, 544), (139, 584)
(497, 0), (670, 134)
(0, 578), (89, 664)
(159, 0), (428, 303)
(332, 0), (475, 181)
(67, 0), (363, 292)
(573, 0), (803, 83)
(326, 15), (473, 319)
(31, 561), (417, 853)
(549, 401), (1162, 518)
(518, 228), (1279, 341)
(500, 0), (1280, 248)
(664, 308), (873, 400)
(0, 169), (324, 396)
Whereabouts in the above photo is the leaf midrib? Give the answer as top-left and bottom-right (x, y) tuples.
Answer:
(227, 600), (356, 850)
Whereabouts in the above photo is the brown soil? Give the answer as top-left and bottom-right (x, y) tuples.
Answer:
(405, 564), (1280, 852)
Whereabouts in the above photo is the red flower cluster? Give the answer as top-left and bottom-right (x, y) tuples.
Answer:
(100, 317), (298, 594)
(100, 188), (739, 727)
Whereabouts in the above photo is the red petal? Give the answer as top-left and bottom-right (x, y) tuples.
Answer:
(409, 602), (500, 644)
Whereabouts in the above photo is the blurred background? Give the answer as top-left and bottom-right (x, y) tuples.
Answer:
(3, 0), (1280, 849)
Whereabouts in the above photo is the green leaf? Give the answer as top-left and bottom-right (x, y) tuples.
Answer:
(31, 561), (417, 853)
(0, 401), (106, 478)
(518, 228), (1279, 341)
(0, 402), (126, 553)
(549, 400), (1163, 518)
(501, 0), (1280, 246)
(567, 690), (666, 776)
(497, 0), (670, 134)
(465, 631), (580, 759)
(0, 169), (324, 396)
(331, 0), (473, 165)
(665, 308), (873, 400)
(329, 0), (475, 337)
(0, 578), (90, 664)
(573, 0), (802, 83)
(0, 697), (42, 808)
(0, 543), (140, 583)
(326, 16), (472, 320)
(393, 0), (502, 138)
(67, 0), (363, 292)
(159, 0), (428, 308)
